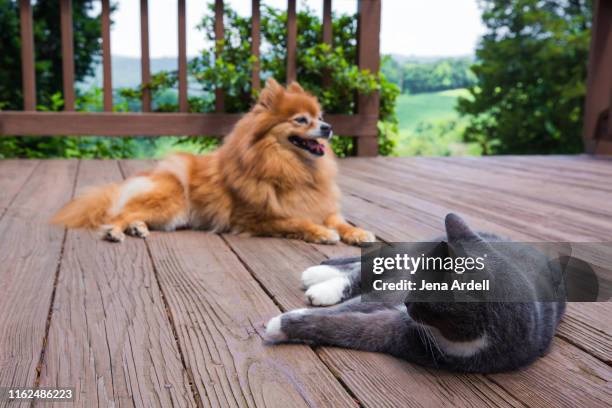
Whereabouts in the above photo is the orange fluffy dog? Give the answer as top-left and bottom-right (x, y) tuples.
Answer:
(52, 79), (375, 246)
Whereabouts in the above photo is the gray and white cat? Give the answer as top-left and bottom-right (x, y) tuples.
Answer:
(264, 214), (566, 373)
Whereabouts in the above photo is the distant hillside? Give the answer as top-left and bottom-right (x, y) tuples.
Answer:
(79, 56), (184, 90)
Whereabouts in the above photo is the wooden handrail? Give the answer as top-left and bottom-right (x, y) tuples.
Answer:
(5, 0), (382, 157)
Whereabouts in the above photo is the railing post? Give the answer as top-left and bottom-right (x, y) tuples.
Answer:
(251, 0), (261, 93)
(286, 0), (297, 83)
(215, 0), (225, 112)
(178, 0), (188, 112)
(356, 0), (381, 157)
(140, 0), (151, 112)
(101, 0), (113, 111)
(322, 0), (332, 87)
(583, 0), (612, 154)
(60, 0), (75, 111)
(19, 0), (36, 111)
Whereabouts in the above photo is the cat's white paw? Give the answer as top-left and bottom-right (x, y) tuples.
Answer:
(264, 309), (308, 343)
(301, 265), (342, 288)
(264, 315), (287, 343)
(305, 277), (349, 306)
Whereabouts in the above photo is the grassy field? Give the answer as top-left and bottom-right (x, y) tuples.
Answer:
(393, 89), (481, 156)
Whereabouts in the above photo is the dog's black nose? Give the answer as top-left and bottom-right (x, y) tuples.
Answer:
(319, 122), (332, 138)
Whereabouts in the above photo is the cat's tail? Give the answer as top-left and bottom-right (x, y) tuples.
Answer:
(51, 183), (120, 228)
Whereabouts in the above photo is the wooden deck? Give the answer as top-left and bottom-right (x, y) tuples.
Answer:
(0, 156), (610, 407)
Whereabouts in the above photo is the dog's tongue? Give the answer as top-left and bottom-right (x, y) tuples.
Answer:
(306, 139), (325, 155)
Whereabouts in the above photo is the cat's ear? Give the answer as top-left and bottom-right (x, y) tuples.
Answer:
(445, 213), (481, 243)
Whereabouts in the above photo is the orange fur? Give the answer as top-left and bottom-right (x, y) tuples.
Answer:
(51, 78), (375, 246)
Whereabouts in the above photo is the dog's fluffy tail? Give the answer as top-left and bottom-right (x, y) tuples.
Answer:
(51, 184), (119, 228)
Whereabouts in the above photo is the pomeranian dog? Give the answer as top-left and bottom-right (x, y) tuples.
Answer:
(52, 78), (375, 246)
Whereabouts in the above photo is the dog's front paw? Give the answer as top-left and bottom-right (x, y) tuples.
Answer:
(340, 227), (376, 247)
(126, 221), (150, 238)
(305, 227), (340, 245)
(100, 225), (125, 243)
(305, 276), (349, 306)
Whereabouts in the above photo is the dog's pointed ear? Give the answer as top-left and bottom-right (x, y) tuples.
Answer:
(287, 81), (304, 93)
(257, 78), (283, 110)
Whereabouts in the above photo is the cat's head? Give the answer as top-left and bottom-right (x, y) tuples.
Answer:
(405, 214), (502, 342)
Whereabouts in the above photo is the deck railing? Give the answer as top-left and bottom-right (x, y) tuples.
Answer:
(0, 0), (381, 156)
(583, 0), (612, 154)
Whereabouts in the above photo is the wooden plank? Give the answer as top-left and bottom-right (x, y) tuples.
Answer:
(339, 158), (612, 241)
(336, 158), (612, 364)
(488, 337), (611, 408)
(0, 111), (378, 137)
(215, 0), (225, 112)
(557, 304), (612, 364)
(101, 0), (113, 111)
(39, 160), (196, 407)
(0, 160), (78, 403)
(355, 0), (381, 156)
(19, 0), (36, 111)
(119, 160), (358, 407)
(0, 160), (39, 218)
(140, 0), (151, 112)
(251, 0), (261, 92)
(178, 0), (188, 112)
(223, 235), (525, 407)
(60, 0), (75, 111)
(286, 0), (297, 83)
(583, 0), (612, 148)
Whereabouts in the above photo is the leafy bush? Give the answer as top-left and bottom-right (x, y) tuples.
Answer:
(120, 3), (399, 156)
(457, 0), (591, 154)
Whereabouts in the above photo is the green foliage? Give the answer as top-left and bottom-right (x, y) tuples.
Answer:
(0, 88), (138, 159)
(394, 90), (482, 156)
(382, 56), (477, 94)
(0, 0), (104, 110)
(0, 0), (136, 158)
(457, 0), (591, 154)
(119, 3), (399, 157)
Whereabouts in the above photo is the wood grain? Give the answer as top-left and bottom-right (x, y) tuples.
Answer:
(0, 160), (77, 407)
(0, 160), (39, 217)
(38, 160), (196, 407)
(121, 160), (356, 407)
(223, 235), (524, 407)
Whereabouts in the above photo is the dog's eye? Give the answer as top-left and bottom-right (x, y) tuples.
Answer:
(294, 116), (309, 125)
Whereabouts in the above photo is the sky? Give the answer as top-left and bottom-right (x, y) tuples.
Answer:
(103, 0), (486, 58)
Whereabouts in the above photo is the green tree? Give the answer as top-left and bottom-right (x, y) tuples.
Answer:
(0, 0), (103, 109)
(121, 3), (399, 156)
(457, 0), (591, 154)
(0, 0), (128, 158)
